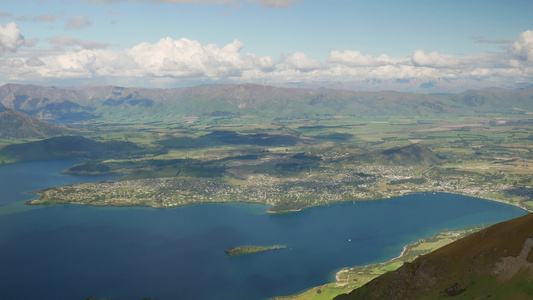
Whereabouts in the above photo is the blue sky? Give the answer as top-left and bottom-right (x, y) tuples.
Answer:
(0, 0), (532, 92)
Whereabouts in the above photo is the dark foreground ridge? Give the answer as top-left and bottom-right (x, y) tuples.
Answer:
(335, 213), (533, 300)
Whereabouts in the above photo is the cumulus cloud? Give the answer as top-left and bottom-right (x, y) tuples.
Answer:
(0, 22), (25, 56)
(124, 38), (274, 78)
(66, 14), (93, 29)
(327, 50), (388, 67)
(82, 0), (304, 8)
(49, 35), (112, 50)
(509, 30), (533, 62)
(20, 37), (274, 81)
(411, 50), (462, 68)
(2, 29), (533, 92)
(283, 52), (320, 70)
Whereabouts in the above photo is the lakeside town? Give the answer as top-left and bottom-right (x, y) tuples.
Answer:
(31, 163), (533, 213)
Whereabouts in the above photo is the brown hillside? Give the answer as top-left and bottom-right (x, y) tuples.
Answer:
(0, 109), (72, 138)
(335, 213), (533, 300)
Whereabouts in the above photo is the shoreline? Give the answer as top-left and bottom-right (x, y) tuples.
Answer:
(463, 193), (532, 213)
(334, 244), (408, 282)
(331, 192), (532, 286)
(28, 189), (533, 215)
(335, 269), (349, 282)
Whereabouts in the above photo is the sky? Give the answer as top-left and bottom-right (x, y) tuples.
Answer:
(0, 0), (532, 92)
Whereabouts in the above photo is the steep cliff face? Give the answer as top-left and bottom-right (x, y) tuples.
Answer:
(335, 213), (533, 300)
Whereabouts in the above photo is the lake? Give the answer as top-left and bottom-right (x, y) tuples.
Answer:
(0, 160), (528, 300)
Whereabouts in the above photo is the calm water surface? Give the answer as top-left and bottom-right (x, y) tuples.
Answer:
(0, 160), (528, 300)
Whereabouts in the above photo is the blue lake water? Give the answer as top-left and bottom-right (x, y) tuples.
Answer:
(0, 160), (528, 300)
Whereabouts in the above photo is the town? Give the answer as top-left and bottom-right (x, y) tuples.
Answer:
(31, 160), (531, 213)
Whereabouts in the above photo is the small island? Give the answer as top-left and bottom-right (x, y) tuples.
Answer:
(225, 245), (286, 256)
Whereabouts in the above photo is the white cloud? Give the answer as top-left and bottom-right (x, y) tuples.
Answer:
(283, 52), (320, 70)
(125, 38), (270, 78)
(509, 30), (533, 62)
(327, 50), (387, 67)
(411, 50), (461, 68)
(2, 29), (533, 92)
(0, 22), (24, 56)
(22, 37), (274, 81)
(66, 14), (93, 29)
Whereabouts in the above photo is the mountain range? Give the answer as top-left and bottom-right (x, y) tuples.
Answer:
(335, 213), (533, 299)
(0, 83), (532, 121)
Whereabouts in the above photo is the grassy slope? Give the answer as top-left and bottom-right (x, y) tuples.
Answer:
(276, 229), (480, 300)
(0, 136), (145, 161)
(0, 109), (72, 139)
(335, 213), (533, 300)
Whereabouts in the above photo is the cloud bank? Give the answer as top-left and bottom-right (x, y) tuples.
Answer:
(1, 23), (532, 92)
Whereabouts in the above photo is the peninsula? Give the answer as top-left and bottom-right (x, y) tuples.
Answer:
(1, 84), (531, 214)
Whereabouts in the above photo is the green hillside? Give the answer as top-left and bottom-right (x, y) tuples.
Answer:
(0, 136), (145, 161)
(0, 84), (531, 122)
(0, 109), (72, 138)
(335, 213), (533, 300)
(355, 144), (441, 166)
